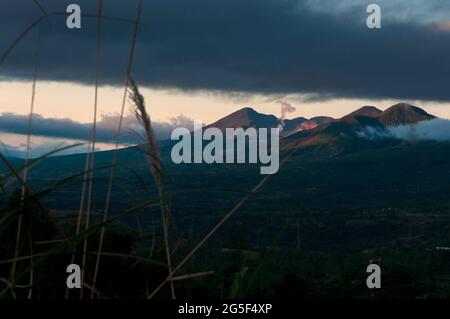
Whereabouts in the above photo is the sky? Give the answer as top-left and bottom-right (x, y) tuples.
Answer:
(1, 0), (450, 155)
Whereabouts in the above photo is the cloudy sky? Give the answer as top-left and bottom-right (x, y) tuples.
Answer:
(1, 0), (450, 155)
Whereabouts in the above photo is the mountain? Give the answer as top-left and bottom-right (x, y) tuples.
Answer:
(281, 103), (436, 153)
(206, 107), (279, 131)
(206, 103), (436, 142)
(206, 107), (333, 136)
(343, 106), (383, 119)
(377, 103), (435, 125)
(166, 103), (438, 155)
(339, 106), (383, 126)
(337, 103), (434, 127)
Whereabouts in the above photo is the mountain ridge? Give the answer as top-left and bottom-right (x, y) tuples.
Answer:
(206, 103), (434, 134)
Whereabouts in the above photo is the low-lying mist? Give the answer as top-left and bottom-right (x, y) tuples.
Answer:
(357, 118), (450, 142)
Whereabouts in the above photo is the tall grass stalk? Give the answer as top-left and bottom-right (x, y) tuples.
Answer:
(32, 0), (49, 23)
(80, 0), (103, 299)
(27, 234), (34, 299)
(128, 77), (177, 299)
(170, 271), (215, 282)
(10, 28), (41, 294)
(91, 0), (143, 299)
(66, 139), (91, 299)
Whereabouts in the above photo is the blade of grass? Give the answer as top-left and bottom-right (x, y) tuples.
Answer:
(10, 28), (41, 290)
(80, 0), (103, 300)
(27, 233), (34, 299)
(169, 271), (215, 282)
(128, 77), (177, 299)
(67, 140), (92, 300)
(31, 0), (49, 21)
(91, 0), (143, 299)
(0, 16), (45, 67)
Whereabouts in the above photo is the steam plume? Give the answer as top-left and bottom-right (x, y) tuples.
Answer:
(277, 100), (296, 130)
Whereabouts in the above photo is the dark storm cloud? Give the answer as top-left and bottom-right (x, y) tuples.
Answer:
(0, 112), (195, 143)
(1, 0), (450, 101)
